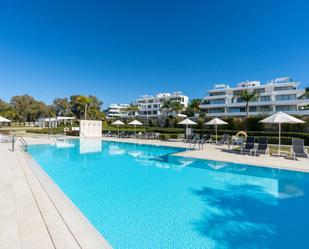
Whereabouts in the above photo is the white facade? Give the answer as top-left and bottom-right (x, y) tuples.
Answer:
(80, 120), (102, 138)
(135, 91), (189, 118)
(106, 104), (129, 118)
(200, 77), (309, 117)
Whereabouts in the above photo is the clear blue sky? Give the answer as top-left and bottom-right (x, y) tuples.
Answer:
(1, 0), (309, 107)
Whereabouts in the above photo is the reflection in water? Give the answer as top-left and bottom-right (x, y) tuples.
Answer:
(207, 161), (229, 170)
(191, 183), (277, 249)
(127, 151), (143, 158)
(54, 140), (75, 148)
(135, 159), (171, 169)
(79, 138), (102, 154)
(108, 144), (125, 155)
(278, 180), (304, 199)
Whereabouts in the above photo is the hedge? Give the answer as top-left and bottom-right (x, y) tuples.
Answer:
(26, 126), (309, 145)
(26, 128), (64, 134)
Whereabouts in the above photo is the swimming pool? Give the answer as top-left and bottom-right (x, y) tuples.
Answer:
(28, 139), (309, 249)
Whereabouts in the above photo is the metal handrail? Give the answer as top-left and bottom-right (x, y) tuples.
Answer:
(11, 135), (28, 152)
(19, 136), (28, 151)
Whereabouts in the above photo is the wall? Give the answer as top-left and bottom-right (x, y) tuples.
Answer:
(80, 120), (102, 138)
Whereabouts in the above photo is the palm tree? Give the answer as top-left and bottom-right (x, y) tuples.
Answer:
(170, 101), (185, 116)
(187, 98), (202, 116)
(76, 96), (91, 119)
(126, 103), (139, 116)
(238, 90), (257, 118)
(160, 100), (172, 117)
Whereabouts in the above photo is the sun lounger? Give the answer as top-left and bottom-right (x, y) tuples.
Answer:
(252, 137), (269, 156)
(291, 138), (309, 159)
(0, 134), (13, 143)
(203, 134), (212, 143)
(241, 136), (255, 154)
(218, 134), (229, 145)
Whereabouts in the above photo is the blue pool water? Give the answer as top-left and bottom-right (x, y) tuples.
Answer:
(28, 139), (309, 249)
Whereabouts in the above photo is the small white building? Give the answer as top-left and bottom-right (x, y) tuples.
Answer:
(38, 116), (75, 128)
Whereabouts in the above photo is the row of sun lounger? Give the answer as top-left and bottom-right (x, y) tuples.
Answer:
(239, 136), (308, 159)
(104, 131), (160, 140)
(188, 133), (308, 159)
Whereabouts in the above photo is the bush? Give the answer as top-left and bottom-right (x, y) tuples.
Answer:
(26, 127), (64, 134)
(158, 133), (181, 140)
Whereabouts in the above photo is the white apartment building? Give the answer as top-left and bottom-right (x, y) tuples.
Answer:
(106, 104), (129, 118)
(135, 92), (189, 118)
(200, 77), (309, 117)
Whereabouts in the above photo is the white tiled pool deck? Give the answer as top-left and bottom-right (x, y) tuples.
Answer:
(0, 135), (308, 249)
(0, 137), (112, 249)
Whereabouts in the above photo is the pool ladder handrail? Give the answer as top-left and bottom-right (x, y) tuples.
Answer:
(190, 136), (205, 150)
(11, 135), (28, 152)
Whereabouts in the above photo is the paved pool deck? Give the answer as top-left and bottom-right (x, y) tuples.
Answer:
(0, 135), (308, 249)
(0, 136), (112, 249)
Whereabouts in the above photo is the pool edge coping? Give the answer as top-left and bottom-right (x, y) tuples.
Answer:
(20, 149), (113, 249)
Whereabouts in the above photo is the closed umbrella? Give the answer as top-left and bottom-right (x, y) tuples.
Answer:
(205, 118), (228, 143)
(128, 119), (143, 137)
(259, 111), (304, 156)
(177, 118), (197, 139)
(112, 120), (125, 137)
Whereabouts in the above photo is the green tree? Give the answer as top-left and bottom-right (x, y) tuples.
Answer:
(238, 90), (258, 118)
(9, 95), (52, 122)
(70, 95), (91, 119)
(160, 100), (172, 116)
(87, 95), (104, 120)
(53, 98), (72, 116)
(186, 98), (202, 116)
(0, 99), (10, 115)
(0, 99), (17, 120)
(10, 95), (37, 122)
(70, 95), (104, 120)
(170, 101), (185, 115)
(125, 102), (139, 116)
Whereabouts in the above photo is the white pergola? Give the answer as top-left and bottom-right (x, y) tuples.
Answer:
(0, 116), (11, 126)
(39, 116), (75, 128)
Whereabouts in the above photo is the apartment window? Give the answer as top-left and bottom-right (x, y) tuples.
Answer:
(233, 90), (243, 96)
(260, 96), (270, 102)
(260, 106), (273, 112)
(276, 94), (296, 101)
(249, 106), (257, 112)
(208, 108), (225, 113)
(276, 105), (297, 111)
(153, 104), (158, 108)
(148, 105), (152, 108)
(254, 88), (265, 94)
(228, 107), (245, 113)
(148, 99), (153, 103)
(274, 86), (295, 91)
(209, 99), (225, 104)
(153, 111), (157, 114)
(210, 92), (225, 96)
(170, 97), (180, 101)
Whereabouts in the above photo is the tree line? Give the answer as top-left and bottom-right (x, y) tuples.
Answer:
(0, 95), (105, 122)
